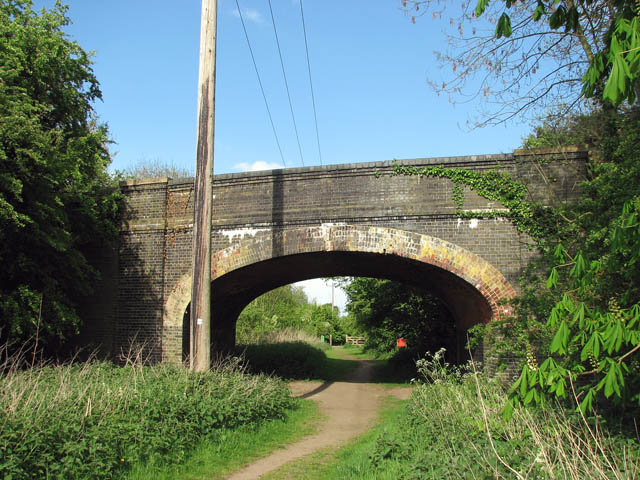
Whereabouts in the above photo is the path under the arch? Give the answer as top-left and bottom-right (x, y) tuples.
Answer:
(226, 351), (412, 479)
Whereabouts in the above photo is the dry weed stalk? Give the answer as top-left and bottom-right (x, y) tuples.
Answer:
(244, 328), (324, 346)
(468, 356), (639, 479)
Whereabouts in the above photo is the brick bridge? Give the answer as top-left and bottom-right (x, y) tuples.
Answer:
(82, 148), (586, 363)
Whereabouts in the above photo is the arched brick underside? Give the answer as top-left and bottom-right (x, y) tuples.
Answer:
(163, 225), (515, 362)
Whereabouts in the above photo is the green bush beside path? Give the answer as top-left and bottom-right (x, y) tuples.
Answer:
(0, 360), (295, 479)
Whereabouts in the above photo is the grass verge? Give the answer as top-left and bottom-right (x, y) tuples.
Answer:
(260, 397), (408, 480)
(309, 351), (640, 479)
(0, 354), (297, 480)
(265, 350), (640, 479)
(127, 398), (323, 480)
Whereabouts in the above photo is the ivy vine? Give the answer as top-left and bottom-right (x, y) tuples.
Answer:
(391, 162), (559, 245)
(451, 181), (465, 211)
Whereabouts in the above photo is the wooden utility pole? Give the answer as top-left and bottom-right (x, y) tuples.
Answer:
(191, 0), (218, 371)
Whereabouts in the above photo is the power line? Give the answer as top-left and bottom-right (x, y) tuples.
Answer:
(299, 0), (323, 166)
(267, 0), (305, 167)
(235, 0), (286, 167)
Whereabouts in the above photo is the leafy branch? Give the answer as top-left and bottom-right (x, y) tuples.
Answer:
(507, 197), (640, 415)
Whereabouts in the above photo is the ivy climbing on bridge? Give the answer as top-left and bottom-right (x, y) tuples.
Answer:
(391, 161), (561, 246)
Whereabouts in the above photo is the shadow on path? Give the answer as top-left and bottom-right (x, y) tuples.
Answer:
(226, 356), (412, 480)
(295, 381), (333, 399)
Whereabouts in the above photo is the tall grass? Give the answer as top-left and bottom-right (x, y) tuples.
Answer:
(238, 327), (329, 348)
(0, 347), (295, 480)
(236, 328), (332, 379)
(323, 349), (640, 479)
(407, 360), (639, 479)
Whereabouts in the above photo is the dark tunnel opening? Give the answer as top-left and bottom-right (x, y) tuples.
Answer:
(181, 250), (492, 361)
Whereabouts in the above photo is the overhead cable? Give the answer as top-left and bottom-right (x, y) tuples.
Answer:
(267, 0), (305, 167)
(299, 0), (323, 166)
(235, 0), (286, 167)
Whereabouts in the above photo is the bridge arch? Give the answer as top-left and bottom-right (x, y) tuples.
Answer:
(163, 225), (515, 362)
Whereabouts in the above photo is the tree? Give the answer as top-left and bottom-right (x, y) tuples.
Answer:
(0, 1), (120, 353)
(401, 0), (639, 125)
(236, 285), (313, 341)
(479, 107), (640, 415)
(508, 197), (640, 415)
(343, 277), (456, 357)
(310, 303), (345, 342)
(121, 157), (193, 180)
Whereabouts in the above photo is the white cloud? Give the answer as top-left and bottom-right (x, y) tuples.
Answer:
(234, 161), (284, 172)
(231, 7), (264, 24)
(295, 278), (347, 315)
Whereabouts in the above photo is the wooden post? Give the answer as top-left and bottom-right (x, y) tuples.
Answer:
(190, 0), (218, 372)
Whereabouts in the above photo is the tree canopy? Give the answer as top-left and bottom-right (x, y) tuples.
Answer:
(0, 0), (120, 353)
(401, 0), (639, 124)
(121, 158), (193, 180)
(235, 283), (353, 344)
(459, 106), (640, 415)
(343, 277), (457, 357)
(236, 285), (311, 342)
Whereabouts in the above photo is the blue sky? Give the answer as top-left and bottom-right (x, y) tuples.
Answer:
(34, 0), (534, 310)
(36, 0), (532, 176)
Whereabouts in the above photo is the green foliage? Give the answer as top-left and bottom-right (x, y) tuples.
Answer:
(592, 17), (640, 105)
(127, 399), (320, 480)
(0, 358), (295, 480)
(0, 0), (120, 351)
(237, 341), (329, 379)
(392, 162), (557, 243)
(121, 157), (193, 180)
(343, 277), (456, 358)
(320, 362), (639, 479)
(476, 0), (640, 106)
(310, 303), (346, 342)
(521, 109), (613, 150)
(377, 348), (422, 381)
(468, 272), (557, 372)
(392, 106), (640, 416)
(236, 285), (313, 342)
(509, 198), (640, 414)
(499, 108), (640, 415)
(415, 347), (472, 384)
(236, 282), (359, 345)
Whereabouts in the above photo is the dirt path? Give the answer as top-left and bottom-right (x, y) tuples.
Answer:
(226, 356), (412, 480)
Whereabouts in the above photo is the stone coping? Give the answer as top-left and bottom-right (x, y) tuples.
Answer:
(120, 148), (587, 189)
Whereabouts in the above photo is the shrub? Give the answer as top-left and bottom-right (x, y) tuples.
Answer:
(333, 351), (640, 479)
(0, 355), (295, 479)
(240, 327), (328, 348)
(237, 341), (328, 379)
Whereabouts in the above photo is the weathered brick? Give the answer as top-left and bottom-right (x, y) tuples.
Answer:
(80, 149), (587, 364)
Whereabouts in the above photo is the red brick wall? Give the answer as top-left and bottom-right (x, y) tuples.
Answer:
(87, 148), (587, 363)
